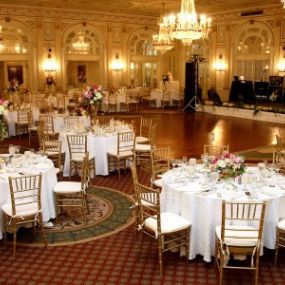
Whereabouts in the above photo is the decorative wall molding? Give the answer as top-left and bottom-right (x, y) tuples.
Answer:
(0, 4), (157, 26)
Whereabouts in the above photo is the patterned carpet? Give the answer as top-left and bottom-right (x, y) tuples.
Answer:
(1, 137), (285, 284)
(7, 187), (135, 246)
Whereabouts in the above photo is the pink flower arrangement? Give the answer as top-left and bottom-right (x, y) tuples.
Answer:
(211, 152), (245, 178)
(79, 85), (106, 106)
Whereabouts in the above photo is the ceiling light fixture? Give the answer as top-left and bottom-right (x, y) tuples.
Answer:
(43, 48), (57, 73)
(72, 31), (90, 54)
(163, 0), (211, 46)
(152, 3), (175, 54)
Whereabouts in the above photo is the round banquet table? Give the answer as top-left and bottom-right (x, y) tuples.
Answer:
(0, 154), (58, 239)
(59, 125), (132, 177)
(160, 165), (285, 262)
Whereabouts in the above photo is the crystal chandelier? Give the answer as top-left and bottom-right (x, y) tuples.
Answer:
(163, 0), (211, 45)
(152, 3), (175, 54)
(72, 32), (90, 54)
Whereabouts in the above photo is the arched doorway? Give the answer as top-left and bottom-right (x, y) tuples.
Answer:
(0, 19), (36, 92)
(127, 28), (159, 88)
(231, 21), (274, 82)
(61, 24), (107, 89)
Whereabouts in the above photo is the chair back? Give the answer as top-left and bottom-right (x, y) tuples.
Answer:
(93, 115), (114, 126)
(117, 131), (135, 155)
(67, 134), (87, 160)
(221, 201), (266, 245)
(149, 123), (157, 146)
(81, 152), (90, 191)
(140, 118), (152, 138)
(17, 108), (30, 124)
(64, 116), (80, 129)
(116, 115), (142, 135)
(8, 174), (42, 217)
(151, 146), (170, 178)
(136, 183), (161, 232)
(130, 163), (139, 200)
(39, 114), (55, 134)
(42, 139), (62, 169)
(204, 144), (229, 156)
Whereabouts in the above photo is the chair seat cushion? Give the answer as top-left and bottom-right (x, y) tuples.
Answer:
(71, 153), (94, 161)
(2, 202), (39, 218)
(136, 136), (149, 144)
(53, 181), (82, 193)
(215, 225), (259, 247)
(153, 178), (163, 188)
(135, 144), (151, 151)
(278, 219), (285, 230)
(145, 212), (191, 235)
(108, 150), (134, 158)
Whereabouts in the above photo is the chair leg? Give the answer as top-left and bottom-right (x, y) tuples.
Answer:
(38, 214), (48, 248)
(274, 230), (280, 267)
(158, 235), (163, 277)
(117, 159), (121, 179)
(12, 220), (17, 257)
(185, 227), (190, 264)
(254, 253), (260, 285)
(219, 254), (224, 285)
(81, 192), (87, 223)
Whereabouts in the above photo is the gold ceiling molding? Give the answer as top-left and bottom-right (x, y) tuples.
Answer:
(0, 4), (157, 26)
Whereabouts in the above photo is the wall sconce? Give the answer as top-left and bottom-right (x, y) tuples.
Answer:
(214, 54), (226, 72)
(277, 56), (285, 73)
(112, 54), (123, 71)
(43, 48), (57, 74)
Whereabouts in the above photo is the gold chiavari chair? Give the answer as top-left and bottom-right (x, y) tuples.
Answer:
(107, 95), (117, 113)
(64, 116), (80, 129)
(135, 123), (157, 173)
(67, 134), (95, 179)
(136, 182), (191, 276)
(39, 113), (58, 138)
(274, 215), (285, 266)
(15, 107), (30, 136)
(42, 138), (65, 178)
(204, 144), (229, 156)
(53, 152), (90, 223)
(1, 174), (48, 256)
(151, 146), (170, 188)
(28, 110), (38, 146)
(136, 117), (152, 144)
(93, 115), (114, 126)
(107, 131), (135, 179)
(215, 201), (266, 285)
(161, 90), (171, 108)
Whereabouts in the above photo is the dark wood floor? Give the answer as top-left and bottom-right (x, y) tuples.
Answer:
(141, 111), (282, 159)
(5, 110), (283, 159)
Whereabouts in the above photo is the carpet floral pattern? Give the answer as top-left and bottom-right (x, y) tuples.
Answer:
(13, 187), (135, 246)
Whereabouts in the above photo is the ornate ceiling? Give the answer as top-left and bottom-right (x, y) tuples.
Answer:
(0, 0), (281, 16)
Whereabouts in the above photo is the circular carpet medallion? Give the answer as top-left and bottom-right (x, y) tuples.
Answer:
(14, 187), (135, 247)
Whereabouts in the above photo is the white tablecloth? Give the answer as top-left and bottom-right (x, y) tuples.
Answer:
(161, 166), (285, 262)
(0, 155), (58, 239)
(150, 89), (180, 108)
(4, 108), (40, 137)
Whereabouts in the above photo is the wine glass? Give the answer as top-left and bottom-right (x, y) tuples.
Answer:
(171, 159), (177, 168)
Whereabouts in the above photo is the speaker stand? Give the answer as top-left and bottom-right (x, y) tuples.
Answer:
(183, 95), (203, 112)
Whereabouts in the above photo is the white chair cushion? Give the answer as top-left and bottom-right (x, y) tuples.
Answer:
(71, 153), (94, 161)
(136, 136), (149, 144)
(278, 219), (285, 230)
(153, 178), (163, 188)
(215, 225), (259, 247)
(2, 202), (39, 218)
(135, 144), (151, 151)
(145, 212), (191, 235)
(108, 150), (134, 158)
(53, 181), (82, 193)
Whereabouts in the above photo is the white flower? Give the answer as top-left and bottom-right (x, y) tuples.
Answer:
(95, 92), (102, 100)
(217, 159), (226, 168)
(0, 105), (4, 115)
(90, 100), (94, 105)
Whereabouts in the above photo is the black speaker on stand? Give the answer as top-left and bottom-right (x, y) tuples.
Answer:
(184, 59), (199, 112)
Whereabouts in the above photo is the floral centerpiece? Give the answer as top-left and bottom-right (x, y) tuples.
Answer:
(7, 79), (19, 93)
(79, 85), (106, 114)
(0, 99), (9, 140)
(210, 152), (245, 179)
